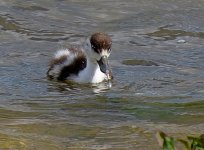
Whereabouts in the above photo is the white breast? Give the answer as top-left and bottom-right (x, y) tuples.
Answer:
(69, 59), (107, 83)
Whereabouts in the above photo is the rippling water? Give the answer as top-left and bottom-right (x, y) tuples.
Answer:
(1, 0), (204, 149)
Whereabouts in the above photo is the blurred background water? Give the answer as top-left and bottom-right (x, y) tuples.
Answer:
(0, 0), (204, 149)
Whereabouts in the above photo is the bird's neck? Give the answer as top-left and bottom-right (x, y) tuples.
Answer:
(86, 57), (99, 73)
(81, 57), (105, 83)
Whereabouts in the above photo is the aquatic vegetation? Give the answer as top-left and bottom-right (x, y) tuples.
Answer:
(156, 131), (204, 150)
(122, 59), (158, 66)
(147, 27), (204, 41)
(0, 15), (22, 32)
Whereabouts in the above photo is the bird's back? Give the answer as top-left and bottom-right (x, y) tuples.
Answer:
(47, 47), (87, 81)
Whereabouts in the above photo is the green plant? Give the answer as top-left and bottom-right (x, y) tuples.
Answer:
(156, 131), (204, 150)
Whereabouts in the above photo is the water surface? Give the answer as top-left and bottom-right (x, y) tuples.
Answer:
(1, 0), (204, 149)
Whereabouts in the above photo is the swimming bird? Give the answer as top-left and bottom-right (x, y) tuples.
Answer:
(47, 32), (113, 83)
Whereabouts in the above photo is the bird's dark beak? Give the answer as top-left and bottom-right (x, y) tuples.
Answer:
(97, 56), (111, 79)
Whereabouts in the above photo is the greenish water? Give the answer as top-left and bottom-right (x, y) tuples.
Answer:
(0, 0), (204, 149)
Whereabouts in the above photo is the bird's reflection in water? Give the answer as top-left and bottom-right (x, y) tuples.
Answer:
(91, 81), (112, 94)
(47, 79), (112, 96)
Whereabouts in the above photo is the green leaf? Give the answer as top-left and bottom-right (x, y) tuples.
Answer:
(156, 131), (175, 150)
(188, 135), (204, 150)
(163, 136), (175, 150)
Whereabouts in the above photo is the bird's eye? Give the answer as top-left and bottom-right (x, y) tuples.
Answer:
(91, 45), (95, 49)
(91, 44), (100, 53)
